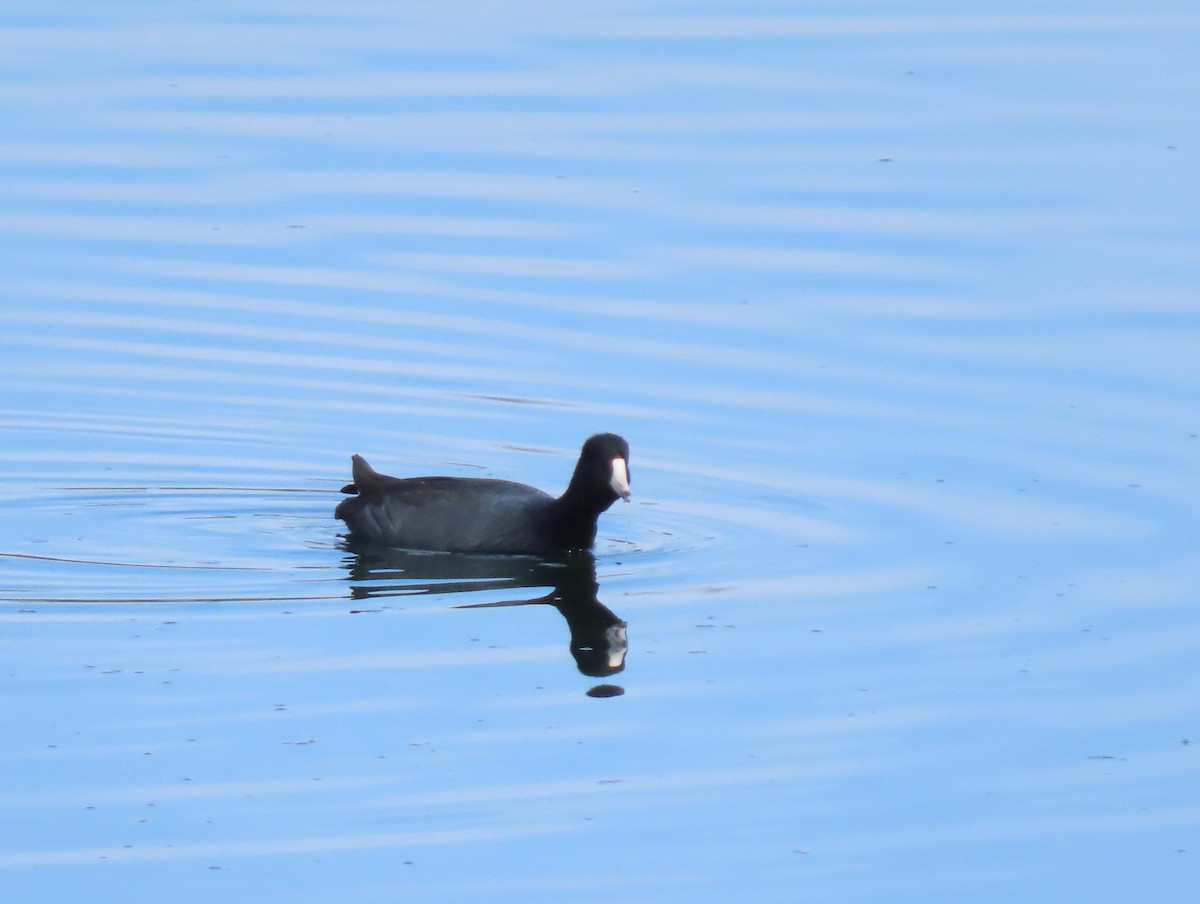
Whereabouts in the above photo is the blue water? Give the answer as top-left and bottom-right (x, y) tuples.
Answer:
(2, 2), (1199, 901)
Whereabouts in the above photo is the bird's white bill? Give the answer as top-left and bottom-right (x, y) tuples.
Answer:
(607, 624), (628, 670)
(610, 457), (631, 501)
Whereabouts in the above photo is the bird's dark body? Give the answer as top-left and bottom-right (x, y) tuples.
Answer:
(335, 434), (630, 554)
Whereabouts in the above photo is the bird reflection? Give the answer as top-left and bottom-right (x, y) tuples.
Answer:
(340, 544), (627, 679)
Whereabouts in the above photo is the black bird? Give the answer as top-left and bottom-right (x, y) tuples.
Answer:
(335, 433), (631, 554)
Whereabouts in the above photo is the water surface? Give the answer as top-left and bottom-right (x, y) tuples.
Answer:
(1, 2), (1199, 902)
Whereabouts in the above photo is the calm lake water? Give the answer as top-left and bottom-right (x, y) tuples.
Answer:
(2, 3), (1199, 902)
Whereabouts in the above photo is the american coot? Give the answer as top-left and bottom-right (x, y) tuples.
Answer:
(335, 433), (631, 554)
